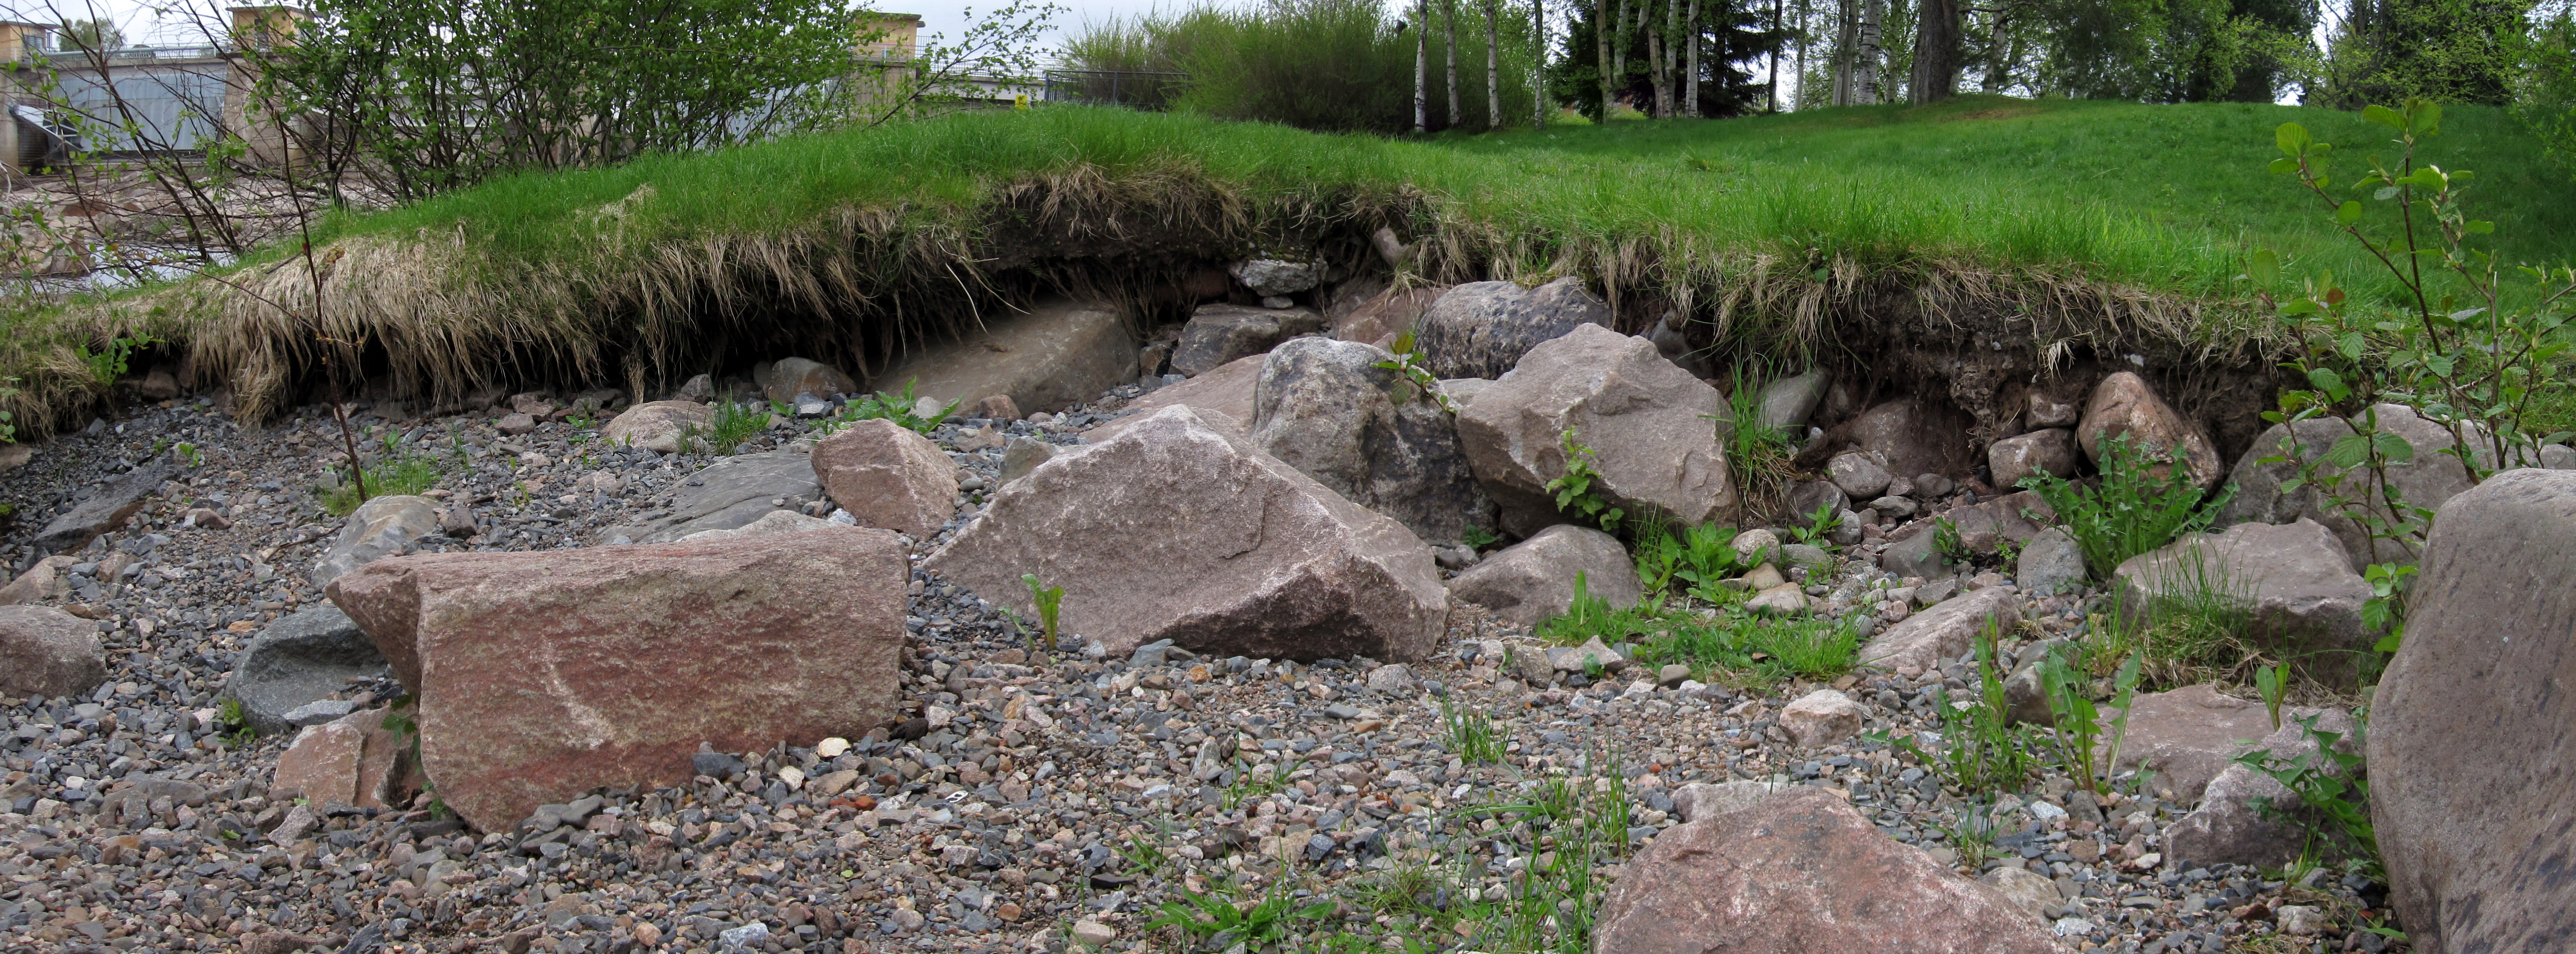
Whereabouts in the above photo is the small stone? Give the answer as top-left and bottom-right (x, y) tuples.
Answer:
(496, 413), (537, 436)
(1071, 919), (1116, 949)
(1658, 663), (1691, 687)
(815, 737), (850, 759)
(1779, 690), (1865, 747)
(976, 394), (1021, 421)
(1365, 663), (1415, 694)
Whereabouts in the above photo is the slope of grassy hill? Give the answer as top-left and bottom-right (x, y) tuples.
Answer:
(5, 95), (2569, 433)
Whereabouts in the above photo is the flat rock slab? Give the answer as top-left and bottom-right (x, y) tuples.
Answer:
(927, 406), (1447, 663)
(36, 460), (174, 552)
(2165, 709), (2359, 871)
(1594, 787), (2061, 954)
(1170, 303), (1325, 377)
(2114, 518), (2375, 687)
(2369, 468), (2576, 954)
(325, 526), (908, 831)
(2108, 683), (2289, 806)
(870, 298), (1138, 414)
(1084, 355), (1263, 445)
(1858, 586), (2021, 676)
(220, 605), (390, 737)
(602, 451), (822, 543)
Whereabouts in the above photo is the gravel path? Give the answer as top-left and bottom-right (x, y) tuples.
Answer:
(0, 390), (2388, 954)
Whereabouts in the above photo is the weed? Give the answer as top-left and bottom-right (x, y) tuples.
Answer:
(1374, 331), (1457, 413)
(1931, 517), (1970, 565)
(1145, 877), (1336, 952)
(2018, 432), (2234, 580)
(1880, 625), (2033, 796)
(2038, 645), (2141, 794)
(214, 698), (257, 745)
(2125, 546), (2265, 685)
(1462, 524), (1501, 550)
(2232, 712), (2378, 873)
(1719, 365), (1800, 514)
(0, 376), (17, 444)
(78, 334), (158, 385)
(2255, 664), (2286, 731)
(1545, 428), (1622, 533)
(1021, 574), (1065, 654)
(1745, 618), (1862, 680)
(701, 400), (772, 455)
(1788, 503), (1841, 550)
(1939, 800), (2002, 870)
(321, 446), (449, 517)
(1443, 697), (1504, 764)
(173, 442), (203, 468)
(828, 378), (957, 436)
(1535, 574), (1663, 647)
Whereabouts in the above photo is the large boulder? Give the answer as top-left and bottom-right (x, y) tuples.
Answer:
(325, 526), (908, 832)
(2218, 404), (2485, 571)
(759, 358), (856, 407)
(2112, 519), (2376, 687)
(219, 606), (391, 737)
(1987, 428), (2077, 489)
(35, 460), (174, 552)
(925, 406), (1447, 663)
(2109, 683), (2290, 805)
(1083, 354), (1263, 444)
(1332, 284), (1446, 347)
(0, 606), (106, 697)
(600, 451), (823, 544)
(2164, 709), (2360, 870)
(1444, 525), (1640, 627)
(1594, 787), (2060, 954)
(601, 401), (714, 454)
(1455, 324), (1735, 536)
(1411, 277), (1610, 380)
(2077, 371), (2222, 489)
(2015, 527), (2087, 596)
(2369, 468), (2576, 954)
(1170, 303), (1326, 377)
(1858, 586), (2021, 676)
(810, 419), (958, 538)
(313, 495), (441, 586)
(1248, 337), (1493, 545)
(869, 298), (1138, 414)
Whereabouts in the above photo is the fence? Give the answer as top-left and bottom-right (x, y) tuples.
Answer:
(1041, 70), (1189, 110)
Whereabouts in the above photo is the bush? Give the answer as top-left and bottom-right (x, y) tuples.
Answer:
(1064, 0), (1543, 134)
(2017, 433), (2234, 580)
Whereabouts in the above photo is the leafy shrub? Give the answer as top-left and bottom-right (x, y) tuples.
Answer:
(2018, 432), (2233, 580)
(1881, 627), (2033, 796)
(1546, 428), (1623, 533)
(2232, 713), (2377, 871)
(2038, 646), (2141, 794)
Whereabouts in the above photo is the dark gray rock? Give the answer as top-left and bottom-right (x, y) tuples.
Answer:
(1412, 277), (1610, 380)
(220, 606), (391, 737)
(602, 451), (823, 543)
(35, 460), (174, 552)
(1170, 304), (1326, 377)
(1249, 337), (1494, 545)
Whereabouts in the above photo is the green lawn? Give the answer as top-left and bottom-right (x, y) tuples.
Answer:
(9, 94), (2570, 433)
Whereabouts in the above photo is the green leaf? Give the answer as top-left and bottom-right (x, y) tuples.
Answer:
(2339, 331), (2367, 359)
(2307, 367), (2348, 400)
(2337, 200), (2363, 224)
(2371, 430), (2416, 463)
(2373, 186), (2401, 201)
(2466, 219), (2494, 234)
(2274, 122), (2312, 156)
(2326, 433), (2371, 469)
(2268, 157), (2300, 175)
(2374, 631), (2403, 653)
(2362, 104), (2403, 130)
(2249, 248), (2280, 286)
(2413, 101), (2442, 135)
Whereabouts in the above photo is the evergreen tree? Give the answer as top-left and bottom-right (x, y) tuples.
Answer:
(1550, 0), (1776, 117)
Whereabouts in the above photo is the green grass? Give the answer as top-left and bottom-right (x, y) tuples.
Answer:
(13, 95), (2575, 435)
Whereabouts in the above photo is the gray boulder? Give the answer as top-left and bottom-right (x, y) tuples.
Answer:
(1170, 303), (1326, 377)
(1456, 324), (1735, 535)
(36, 460), (175, 553)
(1229, 258), (1323, 296)
(1843, 398), (1979, 481)
(2219, 403), (2485, 571)
(1987, 428), (2077, 490)
(926, 406), (1447, 663)
(219, 606), (392, 737)
(1857, 586), (2021, 676)
(2369, 468), (2576, 954)
(2112, 518), (2377, 687)
(2078, 371), (2223, 490)
(313, 495), (441, 586)
(1249, 337), (1493, 545)
(1445, 525), (1641, 627)
(2015, 527), (2087, 596)
(601, 451), (824, 543)
(1411, 277), (1610, 380)
(1755, 370), (1831, 432)
(998, 437), (1056, 485)
(1828, 451), (1893, 499)
(0, 605), (106, 698)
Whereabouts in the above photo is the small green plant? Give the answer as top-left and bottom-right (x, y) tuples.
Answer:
(1718, 365), (1800, 514)
(215, 698), (257, 745)
(1746, 617), (1862, 680)
(322, 447), (449, 517)
(1940, 800), (2002, 870)
(2125, 546), (2264, 685)
(1373, 331), (1457, 413)
(1931, 517), (1970, 565)
(1879, 625), (2033, 796)
(77, 334), (159, 385)
(703, 399), (772, 454)
(1545, 428), (1623, 533)
(0, 376), (18, 444)
(2019, 432), (2234, 580)
(1443, 697), (1504, 763)
(1461, 524), (1500, 550)
(1789, 503), (1841, 550)
(1021, 573), (1065, 653)
(1144, 877), (1336, 951)
(2255, 664), (2286, 731)
(2038, 644), (2141, 793)
(1536, 573), (1661, 645)
(829, 378), (958, 436)
(173, 442), (203, 468)
(2232, 713), (2378, 872)
(1635, 521), (1742, 598)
